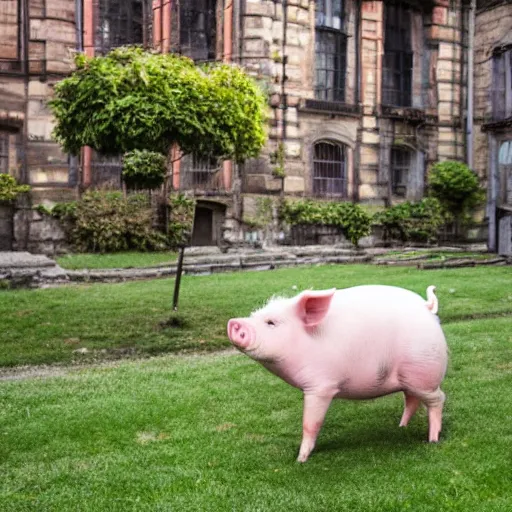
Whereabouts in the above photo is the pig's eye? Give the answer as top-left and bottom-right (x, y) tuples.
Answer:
(266, 320), (276, 327)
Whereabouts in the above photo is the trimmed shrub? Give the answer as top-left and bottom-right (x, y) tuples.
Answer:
(428, 161), (485, 225)
(372, 198), (445, 244)
(53, 191), (169, 253)
(122, 149), (167, 190)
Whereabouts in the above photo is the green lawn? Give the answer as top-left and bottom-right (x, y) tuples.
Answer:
(1, 265), (512, 367)
(1, 314), (511, 511)
(56, 251), (178, 270)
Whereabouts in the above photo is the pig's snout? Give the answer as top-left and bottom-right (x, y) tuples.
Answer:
(227, 319), (255, 350)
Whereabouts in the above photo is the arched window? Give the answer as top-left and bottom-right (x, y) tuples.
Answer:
(312, 141), (347, 197)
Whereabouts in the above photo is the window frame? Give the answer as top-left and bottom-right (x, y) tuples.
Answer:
(314, 0), (347, 103)
(492, 49), (512, 122)
(312, 140), (347, 198)
(390, 146), (412, 197)
(179, 0), (217, 62)
(382, 1), (414, 108)
(0, 132), (9, 174)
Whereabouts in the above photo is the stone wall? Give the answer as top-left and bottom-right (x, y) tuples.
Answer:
(13, 206), (70, 256)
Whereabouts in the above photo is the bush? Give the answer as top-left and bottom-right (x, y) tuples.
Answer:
(53, 191), (170, 253)
(428, 161), (485, 224)
(279, 199), (371, 246)
(372, 198), (445, 244)
(0, 174), (30, 202)
(122, 149), (167, 190)
(168, 193), (196, 247)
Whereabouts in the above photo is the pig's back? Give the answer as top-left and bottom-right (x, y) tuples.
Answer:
(317, 285), (446, 397)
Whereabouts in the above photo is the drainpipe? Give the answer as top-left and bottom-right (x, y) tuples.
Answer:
(21, 0), (29, 186)
(82, 0), (95, 188)
(466, 0), (475, 169)
(223, 0), (233, 191)
(280, 0), (288, 197)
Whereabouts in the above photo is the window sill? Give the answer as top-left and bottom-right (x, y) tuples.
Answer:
(482, 117), (512, 132)
(380, 105), (427, 123)
(299, 99), (361, 117)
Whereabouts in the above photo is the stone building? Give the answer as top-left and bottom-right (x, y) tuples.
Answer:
(1, 0), (510, 251)
(474, 0), (512, 254)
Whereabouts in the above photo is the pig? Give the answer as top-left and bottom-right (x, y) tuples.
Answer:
(227, 284), (447, 462)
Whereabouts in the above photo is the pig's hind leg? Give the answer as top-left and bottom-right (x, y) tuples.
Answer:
(399, 393), (421, 427)
(401, 387), (446, 442)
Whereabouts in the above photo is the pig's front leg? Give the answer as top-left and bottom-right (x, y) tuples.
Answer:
(297, 394), (333, 463)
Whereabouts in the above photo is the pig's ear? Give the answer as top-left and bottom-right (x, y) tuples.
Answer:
(296, 289), (336, 328)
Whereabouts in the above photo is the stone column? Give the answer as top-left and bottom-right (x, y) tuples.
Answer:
(359, 0), (384, 201)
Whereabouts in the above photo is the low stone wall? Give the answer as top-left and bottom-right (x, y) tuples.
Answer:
(13, 207), (70, 256)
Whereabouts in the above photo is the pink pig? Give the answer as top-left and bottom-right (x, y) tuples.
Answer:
(227, 284), (447, 462)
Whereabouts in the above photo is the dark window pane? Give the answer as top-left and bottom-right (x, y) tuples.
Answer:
(180, 0), (217, 61)
(391, 147), (411, 196)
(313, 141), (346, 197)
(383, 2), (413, 107)
(315, 30), (347, 102)
(95, 0), (147, 55)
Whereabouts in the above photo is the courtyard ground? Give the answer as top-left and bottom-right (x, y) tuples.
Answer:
(1, 264), (511, 510)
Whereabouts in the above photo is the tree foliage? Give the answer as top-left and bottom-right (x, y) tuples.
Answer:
(49, 47), (267, 162)
(428, 161), (485, 222)
(122, 149), (167, 190)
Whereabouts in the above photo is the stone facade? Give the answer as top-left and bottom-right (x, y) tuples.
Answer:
(239, 0), (470, 206)
(3, 0), (509, 250)
(474, 0), (512, 255)
(0, 0), (77, 200)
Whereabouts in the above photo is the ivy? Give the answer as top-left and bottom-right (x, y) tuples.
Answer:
(49, 47), (267, 163)
(122, 149), (167, 190)
(168, 193), (196, 247)
(372, 198), (445, 244)
(279, 199), (371, 246)
(0, 174), (30, 202)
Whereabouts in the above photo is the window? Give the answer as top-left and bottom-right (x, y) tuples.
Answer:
(391, 147), (411, 196)
(95, 0), (147, 55)
(0, 0), (20, 71)
(180, 0), (217, 62)
(498, 140), (512, 205)
(492, 49), (512, 121)
(315, 0), (347, 102)
(180, 154), (221, 190)
(0, 133), (9, 173)
(383, 2), (413, 107)
(312, 141), (347, 197)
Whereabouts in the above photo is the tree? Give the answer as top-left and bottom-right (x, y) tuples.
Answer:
(428, 161), (485, 236)
(49, 46), (267, 163)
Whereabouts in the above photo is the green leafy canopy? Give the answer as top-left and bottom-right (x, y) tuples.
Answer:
(49, 47), (267, 162)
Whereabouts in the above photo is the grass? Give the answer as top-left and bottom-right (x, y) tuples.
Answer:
(1, 315), (511, 511)
(1, 265), (512, 367)
(375, 250), (494, 261)
(56, 251), (179, 270)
